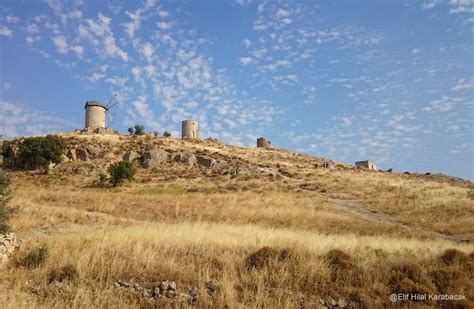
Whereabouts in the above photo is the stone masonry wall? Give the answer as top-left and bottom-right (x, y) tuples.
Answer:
(0, 233), (19, 268)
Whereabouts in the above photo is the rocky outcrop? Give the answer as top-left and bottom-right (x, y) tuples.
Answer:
(66, 145), (102, 162)
(0, 232), (19, 268)
(141, 148), (170, 168)
(171, 153), (196, 168)
(123, 150), (140, 162)
(113, 279), (200, 305)
(196, 155), (216, 168)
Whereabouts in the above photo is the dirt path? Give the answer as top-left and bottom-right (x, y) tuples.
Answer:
(329, 198), (470, 244)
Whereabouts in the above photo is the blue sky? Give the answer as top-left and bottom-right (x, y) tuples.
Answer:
(0, 0), (473, 179)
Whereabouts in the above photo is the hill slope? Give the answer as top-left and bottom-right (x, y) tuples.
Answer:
(1, 133), (473, 308)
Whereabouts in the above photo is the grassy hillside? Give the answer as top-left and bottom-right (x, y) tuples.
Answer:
(1, 133), (473, 308)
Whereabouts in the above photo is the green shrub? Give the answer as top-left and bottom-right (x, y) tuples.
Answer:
(163, 131), (171, 137)
(134, 125), (145, 136)
(128, 127), (135, 135)
(0, 169), (12, 234)
(22, 244), (48, 269)
(17, 135), (65, 172)
(108, 160), (136, 186)
(1, 140), (13, 161)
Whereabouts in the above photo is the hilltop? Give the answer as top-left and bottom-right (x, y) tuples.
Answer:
(0, 132), (473, 308)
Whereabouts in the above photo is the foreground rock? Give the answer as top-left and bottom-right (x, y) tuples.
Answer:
(196, 155), (217, 168)
(141, 148), (169, 168)
(0, 233), (19, 268)
(113, 279), (226, 305)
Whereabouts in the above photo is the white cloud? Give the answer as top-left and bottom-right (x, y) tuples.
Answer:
(0, 26), (13, 37)
(239, 57), (253, 65)
(422, 1), (438, 9)
(123, 11), (141, 39)
(79, 13), (128, 61)
(450, 0), (474, 5)
(6, 15), (20, 23)
(276, 9), (290, 18)
(0, 100), (71, 139)
(87, 72), (105, 82)
(423, 96), (461, 112)
(70, 45), (84, 56)
(234, 0), (252, 6)
(452, 78), (473, 91)
(52, 35), (69, 53)
(142, 42), (154, 62)
(411, 48), (420, 55)
(26, 24), (40, 33)
(157, 21), (174, 30)
(25, 36), (40, 45)
(243, 38), (252, 48)
(158, 10), (170, 18)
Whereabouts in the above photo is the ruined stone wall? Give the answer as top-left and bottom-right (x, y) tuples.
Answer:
(257, 137), (272, 148)
(85, 105), (107, 129)
(182, 120), (199, 139)
(355, 160), (377, 171)
(0, 233), (18, 268)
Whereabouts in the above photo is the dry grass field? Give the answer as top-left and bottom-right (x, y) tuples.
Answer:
(1, 133), (473, 308)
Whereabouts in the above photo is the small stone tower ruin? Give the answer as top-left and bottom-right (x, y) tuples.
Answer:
(84, 101), (108, 129)
(182, 120), (199, 139)
(257, 137), (272, 148)
(355, 160), (377, 171)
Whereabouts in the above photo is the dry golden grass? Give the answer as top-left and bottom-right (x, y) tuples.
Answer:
(1, 134), (473, 308)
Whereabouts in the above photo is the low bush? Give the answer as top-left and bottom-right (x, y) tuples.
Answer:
(47, 264), (78, 283)
(21, 244), (49, 269)
(108, 160), (136, 186)
(17, 135), (65, 173)
(245, 246), (292, 270)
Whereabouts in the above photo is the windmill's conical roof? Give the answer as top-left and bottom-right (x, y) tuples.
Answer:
(85, 101), (108, 110)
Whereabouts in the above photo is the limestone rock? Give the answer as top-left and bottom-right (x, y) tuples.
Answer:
(196, 155), (216, 168)
(76, 148), (90, 161)
(206, 279), (222, 298)
(172, 153), (196, 168)
(85, 145), (102, 158)
(66, 149), (77, 161)
(0, 232), (19, 268)
(123, 150), (140, 162)
(141, 148), (169, 168)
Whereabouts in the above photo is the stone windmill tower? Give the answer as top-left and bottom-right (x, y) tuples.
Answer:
(182, 120), (199, 139)
(84, 101), (108, 129)
(84, 96), (119, 129)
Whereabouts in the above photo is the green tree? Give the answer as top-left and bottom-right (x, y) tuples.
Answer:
(108, 160), (135, 186)
(128, 127), (135, 135)
(17, 135), (65, 173)
(163, 131), (171, 137)
(134, 125), (145, 136)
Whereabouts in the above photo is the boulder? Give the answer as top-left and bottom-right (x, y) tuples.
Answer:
(76, 148), (90, 161)
(0, 232), (19, 268)
(123, 150), (140, 162)
(85, 145), (101, 158)
(141, 148), (169, 168)
(196, 155), (216, 168)
(66, 149), (77, 161)
(60, 154), (70, 162)
(172, 153), (196, 168)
